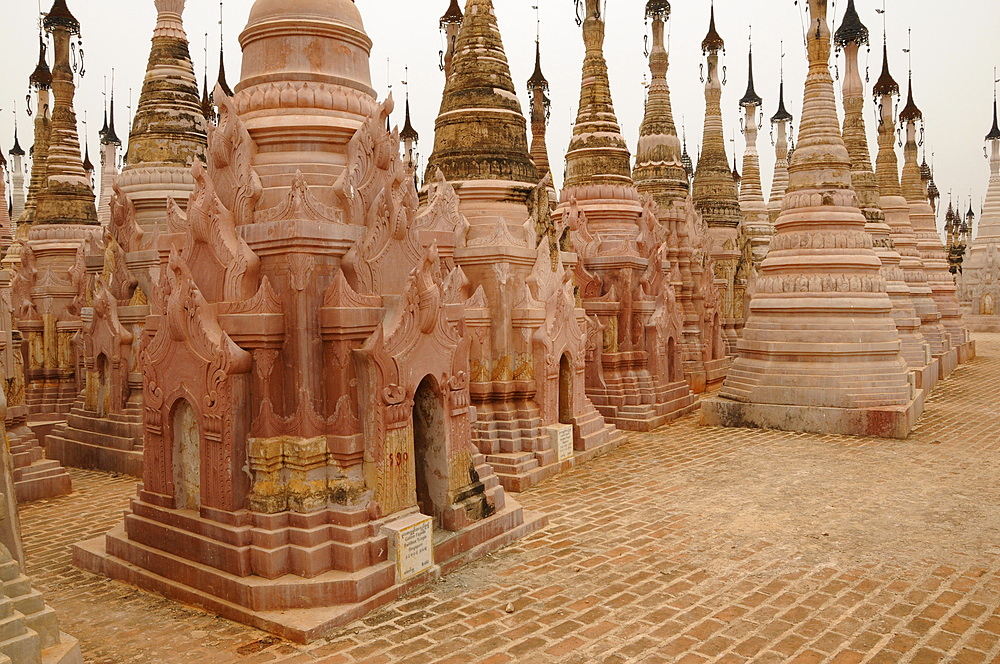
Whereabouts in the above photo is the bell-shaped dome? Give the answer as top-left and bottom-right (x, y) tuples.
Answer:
(239, 0), (373, 96)
(236, 0), (379, 209)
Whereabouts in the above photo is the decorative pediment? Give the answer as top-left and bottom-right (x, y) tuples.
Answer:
(468, 216), (532, 250)
(257, 170), (341, 225)
(109, 183), (147, 253)
(220, 276), (283, 316)
(337, 95), (423, 296)
(323, 269), (380, 309)
(207, 85), (263, 227)
(180, 160), (262, 304)
(144, 249), (252, 415)
(10, 245), (39, 321)
(413, 169), (468, 245)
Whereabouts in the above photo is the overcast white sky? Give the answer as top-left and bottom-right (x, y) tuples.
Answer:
(1, 1), (998, 232)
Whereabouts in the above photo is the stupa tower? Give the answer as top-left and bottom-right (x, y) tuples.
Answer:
(425, 0), (620, 487)
(17, 35), (54, 233)
(47, 0), (209, 476)
(738, 39), (771, 271)
(767, 64), (793, 225)
(16, 0), (101, 418)
(0, 151), (9, 248)
(527, 39), (551, 178)
(440, 0), (463, 79)
(835, 0), (929, 376)
(8, 130), (26, 224)
(78, 0), (540, 637)
(33, 0), (97, 228)
(632, 0), (727, 393)
(399, 91), (419, 187)
(693, 3), (743, 353)
(899, 74), (968, 361)
(118, 0), (208, 233)
(872, 39), (950, 359)
(554, 0), (696, 430)
(702, 0), (920, 438)
(96, 94), (121, 227)
(960, 75), (1000, 329)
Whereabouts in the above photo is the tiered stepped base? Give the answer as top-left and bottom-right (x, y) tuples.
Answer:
(47, 401), (143, 477)
(590, 380), (698, 432)
(702, 389), (925, 439)
(6, 425), (71, 504)
(704, 358), (731, 391)
(473, 399), (623, 492)
(0, 545), (82, 664)
(74, 497), (546, 644)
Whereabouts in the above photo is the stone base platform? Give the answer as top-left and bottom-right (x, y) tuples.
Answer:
(911, 358), (940, 396)
(700, 390), (925, 439)
(705, 357), (731, 391)
(936, 347), (960, 381)
(41, 634), (83, 664)
(958, 339), (977, 363)
(73, 502), (547, 644)
(593, 382), (698, 433)
(46, 405), (144, 478)
(485, 428), (626, 492)
(7, 424), (72, 504)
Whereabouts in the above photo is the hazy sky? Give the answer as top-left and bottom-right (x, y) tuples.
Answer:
(1, 0), (998, 232)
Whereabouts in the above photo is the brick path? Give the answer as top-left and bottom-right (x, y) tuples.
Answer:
(19, 334), (1000, 664)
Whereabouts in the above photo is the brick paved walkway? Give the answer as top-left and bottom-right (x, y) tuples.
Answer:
(20, 334), (1000, 664)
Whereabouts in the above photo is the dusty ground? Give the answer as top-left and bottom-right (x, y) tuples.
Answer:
(20, 334), (1000, 663)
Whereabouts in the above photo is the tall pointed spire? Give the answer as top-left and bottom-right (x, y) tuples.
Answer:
(737, 36), (769, 272)
(704, 0), (919, 439)
(426, 0), (537, 185)
(837, 0), (928, 371)
(563, 0), (632, 188)
(440, 0), (463, 79)
(873, 31), (950, 357)
(34, 0), (98, 226)
(986, 90), (1000, 141)
(119, 0), (208, 232)
(634, 0), (688, 204)
(527, 38), (552, 177)
(768, 66), (793, 225)
(216, 0), (232, 96)
(900, 73), (967, 349)
(693, 2), (742, 353)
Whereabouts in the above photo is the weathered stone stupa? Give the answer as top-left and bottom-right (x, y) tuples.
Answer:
(8, 131), (26, 226)
(872, 40), (952, 372)
(631, 0), (727, 393)
(95, 98), (121, 227)
(527, 40), (551, 179)
(767, 74), (793, 226)
(702, 0), (921, 438)
(75, 0), (542, 642)
(692, 4), (744, 354)
(552, 0), (696, 431)
(960, 88), (1000, 330)
(834, 0), (934, 390)
(12, 0), (102, 420)
(737, 43), (771, 277)
(424, 0), (620, 490)
(47, 0), (208, 478)
(899, 75), (970, 368)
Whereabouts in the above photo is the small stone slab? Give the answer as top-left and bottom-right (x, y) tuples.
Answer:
(543, 424), (574, 462)
(382, 513), (434, 582)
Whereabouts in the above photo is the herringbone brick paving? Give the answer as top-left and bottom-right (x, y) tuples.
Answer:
(19, 334), (1000, 663)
